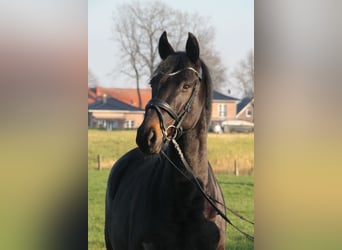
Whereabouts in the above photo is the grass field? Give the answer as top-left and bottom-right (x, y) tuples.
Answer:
(88, 170), (254, 250)
(88, 129), (254, 174)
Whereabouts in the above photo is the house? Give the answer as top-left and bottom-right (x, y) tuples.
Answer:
(88, 97), (145, 130)
(210, 93), (254, 133)
(88, 87), (254, 132)
(210, 91), (240, 126)
(236, 97), (254, 123)
(220, 97), (254, 133)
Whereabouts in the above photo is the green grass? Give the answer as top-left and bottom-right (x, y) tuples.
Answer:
(88, 170), (254, 250)
(88, 170), (107, 250)
(217, 175), (254, 249)
(88, 129), (254, 174)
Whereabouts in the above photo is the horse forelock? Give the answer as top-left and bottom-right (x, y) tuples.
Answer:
(150, 53), (183, 83)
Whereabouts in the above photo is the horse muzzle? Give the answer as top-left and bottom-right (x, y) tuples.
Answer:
(136, 114), (164, 154)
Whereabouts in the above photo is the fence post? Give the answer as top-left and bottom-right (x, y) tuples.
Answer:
(234, 160), (239, 176)
(97, 154), (101, 171)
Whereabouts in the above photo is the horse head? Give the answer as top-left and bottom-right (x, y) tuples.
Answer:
(136, 31), (206, 154)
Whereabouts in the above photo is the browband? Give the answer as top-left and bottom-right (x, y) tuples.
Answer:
(161, 67), (202, 80)
(151, 66), (202, 81)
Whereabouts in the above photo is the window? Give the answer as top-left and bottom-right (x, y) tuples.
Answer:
(246, 108), (252, 117)
(96, 119), (106, 129)
(218, 104), (227, 118)
(124, 120), (135, 129)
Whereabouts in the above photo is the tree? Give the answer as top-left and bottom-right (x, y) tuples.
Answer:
(112, 1), (228, 108)
(232, 50), (254, 98)
(88, 69), (100, 87)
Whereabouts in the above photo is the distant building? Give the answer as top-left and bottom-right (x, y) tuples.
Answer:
(211, 91), (240, 125)
(88, 87), (254, 132)
(236, 97), (254, 123)
(220, 97), (254, 133)
(88, 97), (144, 130)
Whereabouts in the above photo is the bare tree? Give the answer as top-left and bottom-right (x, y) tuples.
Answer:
(113, 5), (145, 108)
(88, 69), (100, 87)
(112, 1), (228, 108)
(232, 50), (254, 98)
(166, 11), (228, 91)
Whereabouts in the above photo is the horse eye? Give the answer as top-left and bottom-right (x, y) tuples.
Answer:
(182, 83), (191, 90)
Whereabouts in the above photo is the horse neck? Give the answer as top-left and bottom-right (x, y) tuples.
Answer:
(174, 112), (209, 185)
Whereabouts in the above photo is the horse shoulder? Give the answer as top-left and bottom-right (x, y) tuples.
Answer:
(105, 148), (146, 249)
(106, 148), (144, 203)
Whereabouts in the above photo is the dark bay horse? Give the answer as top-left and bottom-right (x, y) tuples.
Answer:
(105, 31), (226, 250)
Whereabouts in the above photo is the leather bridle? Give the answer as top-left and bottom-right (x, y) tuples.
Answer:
(145, 67), (202, 142)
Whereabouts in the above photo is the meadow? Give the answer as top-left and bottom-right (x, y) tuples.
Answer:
(88, 129), (254, 249)
(88, 129), (254, 174)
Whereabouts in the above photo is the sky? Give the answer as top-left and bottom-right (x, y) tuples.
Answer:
(88, 0), (254, 97)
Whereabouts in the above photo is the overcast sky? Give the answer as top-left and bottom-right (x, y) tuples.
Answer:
(88, 0), (253, 97)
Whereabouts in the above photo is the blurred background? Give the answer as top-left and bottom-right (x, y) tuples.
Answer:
(0, 0), (342, 249)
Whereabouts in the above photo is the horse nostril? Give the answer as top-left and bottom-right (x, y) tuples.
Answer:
(147, 128), (157, 146)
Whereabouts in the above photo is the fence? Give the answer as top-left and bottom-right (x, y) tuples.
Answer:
(92, 154), (254, 176)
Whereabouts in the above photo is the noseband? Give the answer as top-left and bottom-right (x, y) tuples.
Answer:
(145, 67), (202, 141)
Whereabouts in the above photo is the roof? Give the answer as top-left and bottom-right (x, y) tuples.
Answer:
(107, 88), (151, 108)
(88, 88), (240, 107)
(88, 88), (98, 104)
(212, 91), (240, 101)
(88, 97), (144, 112)
(88, 87), (151, 108)
(237, 97), (253, 114)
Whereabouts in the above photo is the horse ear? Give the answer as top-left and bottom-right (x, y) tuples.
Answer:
(158, 31), (174, 60)
(186, 32), (200, 63)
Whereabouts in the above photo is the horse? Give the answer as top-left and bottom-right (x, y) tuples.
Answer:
(105, 31), (226, 250)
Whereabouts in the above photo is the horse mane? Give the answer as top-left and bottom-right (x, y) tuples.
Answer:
(199, 59), (212, 125)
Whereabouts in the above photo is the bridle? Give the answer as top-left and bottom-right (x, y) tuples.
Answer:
(145, 67), (202, 142)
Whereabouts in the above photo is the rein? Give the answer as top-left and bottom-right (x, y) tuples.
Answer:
(161, 139), (255, 242)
